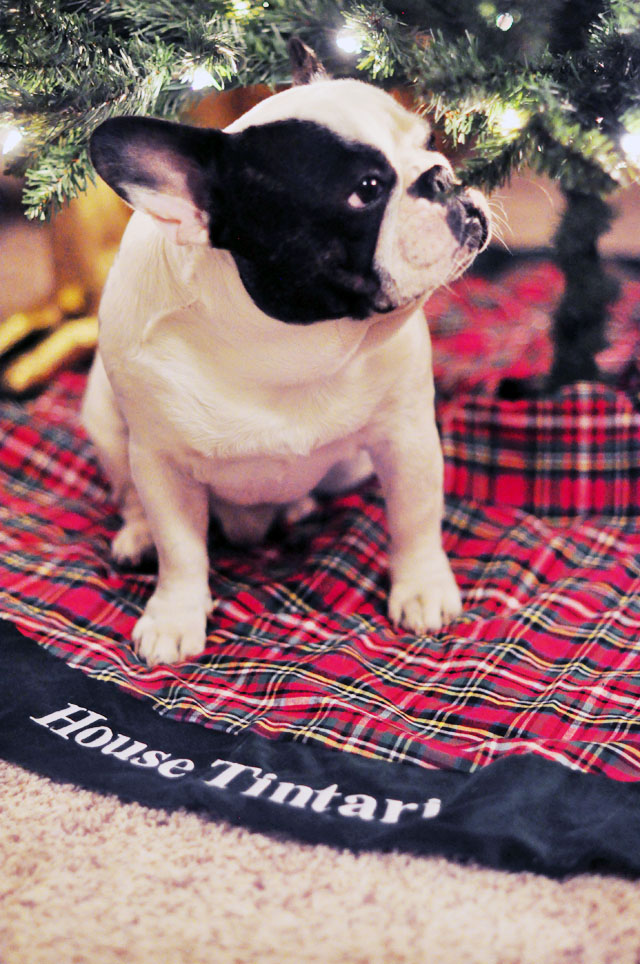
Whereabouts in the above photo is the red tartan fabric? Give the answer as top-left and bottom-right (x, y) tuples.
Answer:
(443, 387), (640, 515)
(3, 259), (640, 781)
(430, 259), (640, 404)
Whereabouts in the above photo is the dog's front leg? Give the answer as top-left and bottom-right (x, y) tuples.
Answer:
(128, 442), (212, 665)
(368, 412), (461, 634)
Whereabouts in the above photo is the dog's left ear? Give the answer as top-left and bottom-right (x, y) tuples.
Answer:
(288, 37), (328, 85)
(90, 116), (225, 245)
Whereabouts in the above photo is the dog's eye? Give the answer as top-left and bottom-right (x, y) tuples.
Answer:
(348, 176), (383, 209)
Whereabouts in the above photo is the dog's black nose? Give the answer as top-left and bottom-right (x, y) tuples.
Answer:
(409, 165), (454, 201)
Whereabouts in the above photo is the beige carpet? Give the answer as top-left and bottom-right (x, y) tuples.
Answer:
(2, 760), (640, 963)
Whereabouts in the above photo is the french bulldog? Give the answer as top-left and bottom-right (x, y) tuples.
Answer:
(82, 48), (490, 665)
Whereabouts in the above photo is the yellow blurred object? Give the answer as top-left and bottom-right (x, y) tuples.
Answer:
(0, 282), (90, 363)
(55, 282), (87, 316)
(93, 245), (120, 291)
(0, 305), (62, 356)
(50, 180), (130, 299)
(1, 316), (99, 395)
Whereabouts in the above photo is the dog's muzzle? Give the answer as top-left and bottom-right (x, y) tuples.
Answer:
(446, 193), (490, 251)
(409, 166), (490, 252)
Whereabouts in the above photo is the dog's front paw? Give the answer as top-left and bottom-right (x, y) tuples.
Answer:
(133, 592), (212, 665)
(389, 557), (462, 634)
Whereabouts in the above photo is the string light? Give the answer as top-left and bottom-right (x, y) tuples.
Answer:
(189, 67), (216, 90)
(495, 12), (514, 31)
(1, 127), (23, 156)
(478, 2), (497, 20)
(621, 131), (640, 164)
(335, 28), (362, 55)
(494, 106), (528, 136)
(230, 0), (252, 14)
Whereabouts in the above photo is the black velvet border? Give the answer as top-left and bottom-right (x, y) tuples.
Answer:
(2, 623), (640, 877)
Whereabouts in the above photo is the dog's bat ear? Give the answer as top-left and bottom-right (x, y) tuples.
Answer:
(90, 116), (225, 245)
(288, 37), (328, 85)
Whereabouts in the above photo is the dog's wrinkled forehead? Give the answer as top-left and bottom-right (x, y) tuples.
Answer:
(226, 78), (430, 161)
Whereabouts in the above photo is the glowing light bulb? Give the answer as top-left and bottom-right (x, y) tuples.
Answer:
(335, 28), (362, 55)
(479, 2), (497, 19)
(621, 131), (640, 164)
(496, 11), (514, 30)
(495, 106), (528, 136)
(190, 67), (215, 91)
(2, 127), (23, 155)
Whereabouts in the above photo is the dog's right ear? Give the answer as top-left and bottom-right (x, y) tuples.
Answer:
(90, 116), (225, 245)
(288, 37), (328, 85)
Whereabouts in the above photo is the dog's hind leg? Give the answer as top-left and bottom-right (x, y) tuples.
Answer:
(81, 352), (154, 565)
(111, 486), (155, 566)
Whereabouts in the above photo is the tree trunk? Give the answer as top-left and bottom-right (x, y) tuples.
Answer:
(546, 189), (619, 391)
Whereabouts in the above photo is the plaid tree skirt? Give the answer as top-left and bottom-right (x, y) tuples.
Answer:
(3, 257), (640, 785)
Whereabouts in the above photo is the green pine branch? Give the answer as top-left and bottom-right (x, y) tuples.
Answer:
(2, 0), (640, 219)
(1, 0), (240, 218)
(404, 4), (640, 194)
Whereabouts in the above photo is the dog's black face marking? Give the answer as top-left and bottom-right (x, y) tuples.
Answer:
(91, 116), (397, 324)
(215, 121), (396, 323)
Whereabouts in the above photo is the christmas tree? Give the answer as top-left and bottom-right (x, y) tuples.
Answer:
(2, 0), (640, 389)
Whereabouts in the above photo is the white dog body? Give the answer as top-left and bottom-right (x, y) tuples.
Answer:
(83, 76), (489, 664)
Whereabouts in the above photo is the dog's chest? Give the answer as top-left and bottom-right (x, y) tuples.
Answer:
(184, 438), (360, 505)
(155, 371), (367, 504)
(99, 232), (429, 505)
(111, 318), (386, 503)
